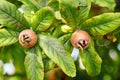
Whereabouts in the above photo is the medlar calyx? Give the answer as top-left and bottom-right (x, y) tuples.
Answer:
(70, 30), (91, 50)
(19, 29), (37, 48)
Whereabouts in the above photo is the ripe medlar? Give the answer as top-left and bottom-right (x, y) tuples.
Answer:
(46, 68), (65, 80)
(19, 29), (37, 48)
(70, 30), (91, 50)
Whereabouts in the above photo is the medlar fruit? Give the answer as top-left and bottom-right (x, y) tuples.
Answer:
(70, 30), (91, 50)
(46, 68), (65, 80)
(19, 29), (37, 48)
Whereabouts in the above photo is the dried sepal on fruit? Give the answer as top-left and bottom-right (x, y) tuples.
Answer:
(19, 29), (37, 48)
(70, 30), (91, 50)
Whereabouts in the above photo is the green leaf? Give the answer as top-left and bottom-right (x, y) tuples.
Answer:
(20, 5), (32, 24)
(7, 0), (22, 8)
(52, 24), (64, 38)
(59, 34), (73, 53)
(0, 0), (29, 31)
(47, 0), (59, 11)
(0, 46), (13, 63)
(11, 43), (26, 74)
(38, 34), (76, 77)
(21, 5), (32, 15)
(19, 0), (49, 12)
(24, 45), (44, 80)
(82, 13), (120, 36)
(80, 40), (102, 76)
(0, 29), (18, 47)
(43, 56), (55, 72)
(32, 7), (54, 32)
(91, 0), (116, 10)
(0, 43), (26, 73)
(59, 0), (91, 28)
(0, 59), (3, 80)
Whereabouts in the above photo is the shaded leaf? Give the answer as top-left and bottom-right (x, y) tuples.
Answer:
(59, 0), (91, 28)
(80, 40), (102, 76)
(59, 34), (73, 53)
(0, 29), (18, 47)
(7, 0), (22, 8)
(82, 13), (120, 36)
(11, 43), (26, 74)
(0, 46), (13, 63)
(0, 0), (29, 31)
(32, 7), (54, 32)
(47, 0), (59, 11)
(43, 56), (55, 72)
(24, 45), (44, 80)
(38, 34), (76, 77)
(91, 0), (116, 10)
(52, 24), (65, 38)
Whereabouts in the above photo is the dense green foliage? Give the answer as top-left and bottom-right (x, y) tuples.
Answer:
(0, 0), (120, 80)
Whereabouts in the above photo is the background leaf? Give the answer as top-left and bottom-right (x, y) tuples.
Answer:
(24, 45), (44, 80)
(38, 34), (76, 77)
(0, 46), (13, 63)
(81, 13), (120, 36)
(11, 43), (26, 74)
(0, 0), (29, 31)
(0, 43), (26, 74)
(59, 0), (91, 28)
(0, 29), (18, 47)
(80, 40), (102, 76)
(91, 0), (116, 10)
(32, 7), (54, 32)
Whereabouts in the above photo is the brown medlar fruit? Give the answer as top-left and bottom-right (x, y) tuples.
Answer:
(19, 29), (37, 48)
(70, 30), (91, 50)
(46, 68), (65, 80)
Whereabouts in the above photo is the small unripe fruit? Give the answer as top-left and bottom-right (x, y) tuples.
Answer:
(70, 30), (91, 50)
(61, 25), (72, 33)
(19, 29), (37, 48)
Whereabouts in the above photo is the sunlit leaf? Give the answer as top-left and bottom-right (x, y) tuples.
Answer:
(19, 0), (49, 12)
(0, 29), (18, 47)
(38, 34), (76, 77)
(32, 7), (54, 32)
(0, 0), (29, 31)
(82, 13), (120, 36)
(24, 45), (44, 80)
(59, 0), (91, 28)
(80, 40), (102, 76)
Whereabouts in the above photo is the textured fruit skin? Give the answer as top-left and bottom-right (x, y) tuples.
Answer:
(70, 30), (91, 50)
(19, 29), (37, 48)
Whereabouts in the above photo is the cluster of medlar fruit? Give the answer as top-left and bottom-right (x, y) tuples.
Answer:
(19, 29), (90, 50)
